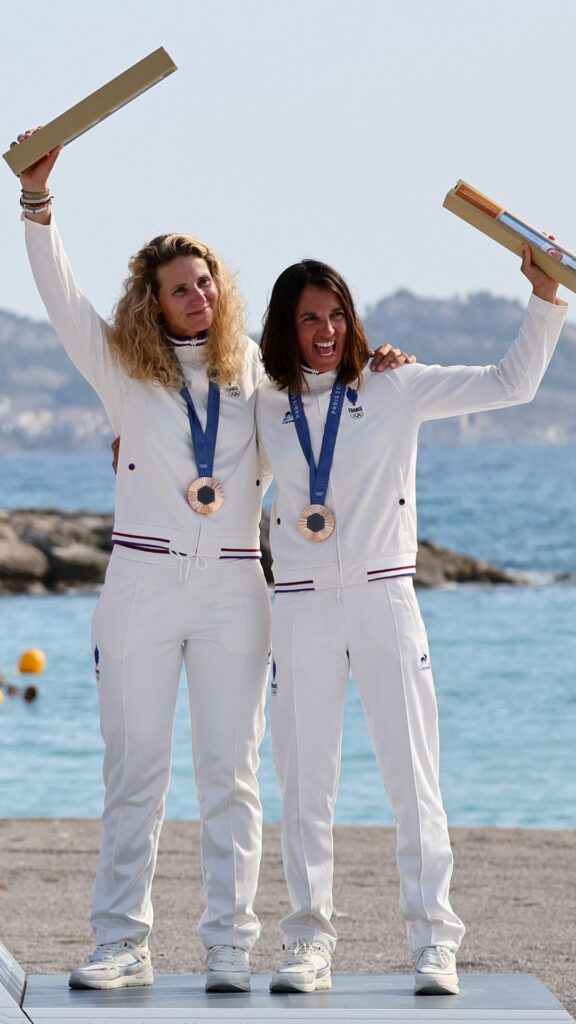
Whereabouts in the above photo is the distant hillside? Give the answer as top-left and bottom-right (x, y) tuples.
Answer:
(0, 308), (107, 450)
(1, 291), (575, 449)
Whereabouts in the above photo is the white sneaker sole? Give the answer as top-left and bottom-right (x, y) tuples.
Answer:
(69, 965), (154, 990)
(270, 969), (332, 994)
(205, 971), (251, 993)
(415, 972), (459, 996)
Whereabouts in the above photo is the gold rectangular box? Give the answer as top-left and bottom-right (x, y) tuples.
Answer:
(444, 180), (576, 294)
(3, 47), (177, 176)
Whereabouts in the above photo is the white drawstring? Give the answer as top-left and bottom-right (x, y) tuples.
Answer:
(170, 549), (192, 585)
(169, 549), (208, 583)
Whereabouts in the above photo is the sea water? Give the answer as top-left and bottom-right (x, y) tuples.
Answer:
(0, 447), (574, 826)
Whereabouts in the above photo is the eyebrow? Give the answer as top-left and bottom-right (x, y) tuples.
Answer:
(298, 305), (344, 317)
(170, 274), (210, 290)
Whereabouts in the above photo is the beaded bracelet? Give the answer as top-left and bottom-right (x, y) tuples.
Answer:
(21, 192), (50, 203)
(20, 194), (53, 209)
(21, 199), (53, 215)
(20, 194), (52, 205)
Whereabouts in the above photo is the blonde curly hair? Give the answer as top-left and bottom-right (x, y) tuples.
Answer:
(108, 234), (246, 388)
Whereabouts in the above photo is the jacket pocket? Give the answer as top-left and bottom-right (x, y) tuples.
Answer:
(394, 467), (410, 537)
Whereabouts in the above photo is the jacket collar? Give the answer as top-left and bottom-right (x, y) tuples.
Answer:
(300, 364), (339, 393)
(165, 330), (208, 370)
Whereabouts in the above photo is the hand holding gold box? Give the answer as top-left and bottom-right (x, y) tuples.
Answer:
(444, 180), (576, 294)
(3, 47), (177, 176)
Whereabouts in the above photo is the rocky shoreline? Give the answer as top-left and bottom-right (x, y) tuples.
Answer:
(0, 507), (537, 594)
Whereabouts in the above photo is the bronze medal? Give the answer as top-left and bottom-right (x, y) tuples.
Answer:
(297, 503), (335, 543)
(289, 381), (346, 544)
(187, 476), (225, 515)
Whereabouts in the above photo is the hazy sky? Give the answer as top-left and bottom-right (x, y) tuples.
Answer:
(2, 0), (575, 333)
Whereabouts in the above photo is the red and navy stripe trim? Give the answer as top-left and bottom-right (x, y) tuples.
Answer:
(112, 530), (170, 554)
(219, 548), (262, 560)
(112, 534), (262, 561)
(274, 579), (315, 594)
(367, 564), (416, 581)
(165, 330), (208, 347)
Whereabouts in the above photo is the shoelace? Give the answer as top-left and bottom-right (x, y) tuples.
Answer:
(90, 941), (138, 964)
(283, 940), (326, 965)
(207, 945), (247, 970)
(414, 945), (453, 969)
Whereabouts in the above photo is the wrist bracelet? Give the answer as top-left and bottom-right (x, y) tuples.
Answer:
(21, 199), (52, 215)
(20, 195), (52, 205)
(20, 194), (53, 210)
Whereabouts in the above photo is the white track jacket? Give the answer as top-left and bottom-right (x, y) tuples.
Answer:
(256, 294), (567, 592)
(24, 218), (267, 561)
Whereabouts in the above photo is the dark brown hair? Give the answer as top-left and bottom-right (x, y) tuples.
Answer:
(260, 260), (371, 391)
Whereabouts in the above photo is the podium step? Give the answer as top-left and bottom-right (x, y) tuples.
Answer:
(17, 971), (574, 1023)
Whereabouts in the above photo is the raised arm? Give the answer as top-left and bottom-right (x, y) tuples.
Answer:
(392, 246), (568, 423)
(11, 132), (123, 426)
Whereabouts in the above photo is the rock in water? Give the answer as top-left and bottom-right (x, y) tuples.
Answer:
(0, 509), (530, 593)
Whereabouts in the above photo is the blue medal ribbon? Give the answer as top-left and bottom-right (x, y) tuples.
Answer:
(180, 381), (220, 477)
(288, 380), (346, 506)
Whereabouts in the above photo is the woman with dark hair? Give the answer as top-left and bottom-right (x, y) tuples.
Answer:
(256, 255), (567, 996)
(11, 132), (410, 994)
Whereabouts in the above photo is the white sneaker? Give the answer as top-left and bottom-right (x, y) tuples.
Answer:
(413, 945), (459, 995)
(205, 945), (250, 992)
(270, 939), (332, 993)
(69, 939), (153, 990)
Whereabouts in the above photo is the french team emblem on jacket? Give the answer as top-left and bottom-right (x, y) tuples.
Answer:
(282, 410), (294, 424)
(225, 382), (241, 397)
(346, 385), (365, 419)
(348, 405), (365, 420)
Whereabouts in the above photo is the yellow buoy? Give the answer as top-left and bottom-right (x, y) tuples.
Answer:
(18, 649), (46, 674)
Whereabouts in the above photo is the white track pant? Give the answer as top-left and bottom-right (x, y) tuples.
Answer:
(90, 548), (271, 951)
(270, 577), (465, 955)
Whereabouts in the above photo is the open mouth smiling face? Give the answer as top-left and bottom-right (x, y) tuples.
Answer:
(295, 285), (348, 373)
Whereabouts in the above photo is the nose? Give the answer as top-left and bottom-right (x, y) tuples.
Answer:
(188, 284), (208, 308)
(317, 318), (335, 340)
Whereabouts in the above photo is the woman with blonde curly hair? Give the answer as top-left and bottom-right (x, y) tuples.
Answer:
(14, 137), (272, 995)
(108, 232), (246, 389)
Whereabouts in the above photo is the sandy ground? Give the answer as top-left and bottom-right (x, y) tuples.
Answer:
(0, 819), (574, 1016)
